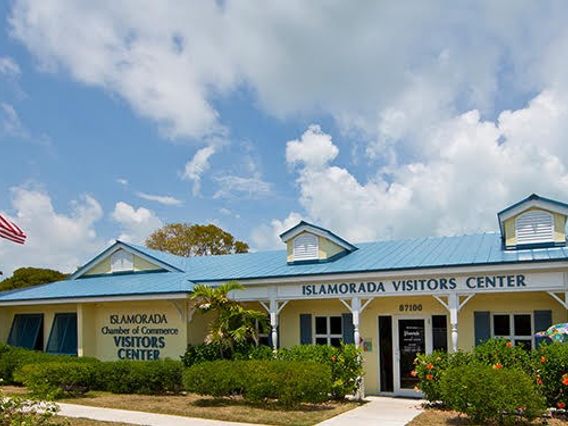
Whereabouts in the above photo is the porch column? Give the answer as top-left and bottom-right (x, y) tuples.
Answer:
(352, 296), (361, 347)
(269, 298), (279, 351)
(448, 293), (459, 352)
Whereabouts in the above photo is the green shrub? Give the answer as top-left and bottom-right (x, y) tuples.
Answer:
(277, 344), (362, 399)
(100, 359), (183, 394)
(16, 361), (99, 399)
(0, 346), (98, 384)
(415, 350), (471, 402)
(534, 343), (568, 409)
(183, 359), (332, 405)
(181, 341), (268, 367)
(472, 338), (534, 373)
(440, 364), (546, 424)
(183, 360), (246, 397)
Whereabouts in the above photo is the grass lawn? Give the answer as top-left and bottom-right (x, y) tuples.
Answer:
(58, 417), (134, 426)
(1, 386), (361, 426)
(408, 407), (568, 425)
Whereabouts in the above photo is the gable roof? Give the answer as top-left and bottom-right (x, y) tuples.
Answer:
(70, 240), (184, 279)
(279, 220), (358, 252)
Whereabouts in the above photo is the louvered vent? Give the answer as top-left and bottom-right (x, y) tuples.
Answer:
(515, 210), (554, 245)
(293, 234), (319, 260)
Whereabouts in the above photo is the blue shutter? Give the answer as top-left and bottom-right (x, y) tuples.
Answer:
(474, 311), (491, 346)
(342, 313), (354, 344)
(534, 310), (552, 333)
(47, 313), (78, 355)
(300, 314), (312, 344)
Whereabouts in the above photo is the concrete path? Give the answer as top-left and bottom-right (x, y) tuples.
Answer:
(317, 396), (423, 426)
(58, 402), (258, 426)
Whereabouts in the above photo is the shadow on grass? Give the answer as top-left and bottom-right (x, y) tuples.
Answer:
(192, 396), (363, 412)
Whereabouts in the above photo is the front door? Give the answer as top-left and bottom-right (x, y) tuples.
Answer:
(394, 317), (431, 396)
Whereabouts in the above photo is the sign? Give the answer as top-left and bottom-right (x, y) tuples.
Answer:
(100, 313), (180, 360)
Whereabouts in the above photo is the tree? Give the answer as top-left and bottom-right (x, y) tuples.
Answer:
(191, 281), (267, 358)
(145, 223), (249, 257)
(0, 267), (67, 292)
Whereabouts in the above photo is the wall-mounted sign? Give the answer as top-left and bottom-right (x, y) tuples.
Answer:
(100, 313), (179, 360)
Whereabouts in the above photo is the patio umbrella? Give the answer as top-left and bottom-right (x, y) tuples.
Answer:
(541, 323), (568, 343)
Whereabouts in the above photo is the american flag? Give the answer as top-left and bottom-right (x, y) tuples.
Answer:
(0, 213), (26, 244)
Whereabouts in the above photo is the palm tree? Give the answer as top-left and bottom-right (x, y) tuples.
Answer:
(191, 281), (268, 358)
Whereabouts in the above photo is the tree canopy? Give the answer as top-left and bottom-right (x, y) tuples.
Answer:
(145, 223), (249, 257)
(0, 267), (67, 292)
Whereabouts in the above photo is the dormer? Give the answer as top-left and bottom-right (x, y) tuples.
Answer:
(498, 194), (568, 249)
(280, 221), (357, 264)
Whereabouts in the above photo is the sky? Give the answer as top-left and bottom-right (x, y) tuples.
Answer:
(3, 1), (568, 276)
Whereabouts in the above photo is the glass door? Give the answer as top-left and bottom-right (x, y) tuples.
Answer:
(394, 317), (430, 396)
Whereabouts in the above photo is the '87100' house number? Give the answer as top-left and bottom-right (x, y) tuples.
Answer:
(399, 304), (423, 312)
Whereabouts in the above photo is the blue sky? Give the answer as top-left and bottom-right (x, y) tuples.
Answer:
(3, 1), (568, 275)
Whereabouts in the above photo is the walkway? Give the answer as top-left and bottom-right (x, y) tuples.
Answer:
(58, 402), (257, 426)
(317, 396), (423, 426)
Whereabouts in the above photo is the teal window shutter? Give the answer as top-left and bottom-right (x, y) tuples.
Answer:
(534, 310), (552, 334)
(300, 314), (312, 344)
(474, 311), (490, 346)
(46, 313), (78, 355)
(7, 314), (43, 350)
(342, 313), (354, 344)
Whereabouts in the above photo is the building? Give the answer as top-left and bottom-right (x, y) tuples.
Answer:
(1, 193), (568, 396)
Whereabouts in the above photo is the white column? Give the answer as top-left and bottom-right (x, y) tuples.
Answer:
(448, 293), (459, 352)
(269, 298), (278, 351)
(352, 297), (361, 347)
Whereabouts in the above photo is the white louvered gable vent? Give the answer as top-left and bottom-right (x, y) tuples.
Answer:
(293, 234), (319, 261)
(111, 250), (134, 272)
(515, 210), (554, 245)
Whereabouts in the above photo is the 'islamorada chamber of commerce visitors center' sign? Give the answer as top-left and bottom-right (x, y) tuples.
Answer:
(2, 193), (568, 396)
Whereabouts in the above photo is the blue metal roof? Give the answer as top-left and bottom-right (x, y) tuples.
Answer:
(0, 272), (194, 302)
(2, 232), (568, 302)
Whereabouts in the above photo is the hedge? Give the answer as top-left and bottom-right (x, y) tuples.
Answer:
(183, 360), (332, 405)
(440, 365), (546, 424)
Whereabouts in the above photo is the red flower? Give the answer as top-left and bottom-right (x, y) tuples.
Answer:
(493, 363), (503, 369)
(540, 356), (547, 364)
(557, 401), (566, 409)
(426, 363), (434, 370)
(536, 375), (543, 385)
(426, 374), (434, 381)
(506, 341), (513, 348)
(562, 374), (568, 386)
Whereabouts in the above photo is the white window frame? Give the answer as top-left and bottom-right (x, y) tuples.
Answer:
(110, 250), (134, 273)
(515, 210), (554, 245)
(314, 315), (343, 346)
(293, 233), (319, 261)
(491, 312), (534, 349)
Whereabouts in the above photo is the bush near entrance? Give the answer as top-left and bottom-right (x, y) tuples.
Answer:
(182, 360), (332, 405)
(415, 338), (568, 422)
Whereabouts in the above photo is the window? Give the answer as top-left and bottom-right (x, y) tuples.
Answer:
(46, 313), (78, 355)
(492, 313), (533, 350)
(293, 234), (318, 261)
(515, 210), (554, 245)
(111, 250), (134, 272)
(255, 318), (270, 346)
(314, 316), (342, 347)
(432, 315), (448, 352)
(7, 314), (44, 350)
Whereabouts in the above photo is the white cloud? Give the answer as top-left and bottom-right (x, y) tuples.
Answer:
(273, 92), (568, 242)
(251, 212), (303, 250)
(0, 187), (104, 276)
(116, 178), (129, 186)
(182, 145), (216, 195)
(213, 175), (272, 199)
(1, 103), (28, 138)
(0, 56), (20, 77)
(111, 201), (163, 243)
(286, 125), (338, 169)
(135, 192), (182, 206)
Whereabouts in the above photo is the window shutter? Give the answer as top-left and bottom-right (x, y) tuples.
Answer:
(293, 234), (318, 261)
(515, 210), (554, 245)
(342, 313), (354, 344)
(474, 311), (491, 346)
(300, 314), (312, 344)
(534, 310), (552, 333)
